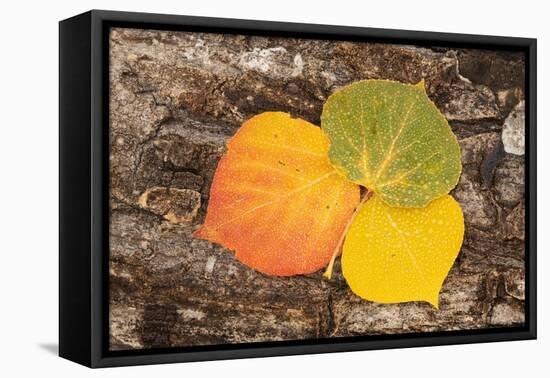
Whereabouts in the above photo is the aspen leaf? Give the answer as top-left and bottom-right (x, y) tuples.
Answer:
(195, 112), (360, 276)
(342, 194), (464, 307)
(321, 80), (462, 208)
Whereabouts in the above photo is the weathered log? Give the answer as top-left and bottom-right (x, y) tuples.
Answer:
(108, 28), (525, 350)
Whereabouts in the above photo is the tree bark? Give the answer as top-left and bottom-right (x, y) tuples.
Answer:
(108, 28), (525, 350)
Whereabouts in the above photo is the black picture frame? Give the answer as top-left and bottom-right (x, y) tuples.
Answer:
(59, 9), (537, 368)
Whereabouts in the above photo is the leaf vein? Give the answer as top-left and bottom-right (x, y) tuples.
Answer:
(373, 100), (415, 182)
(212, 171), (338, 230)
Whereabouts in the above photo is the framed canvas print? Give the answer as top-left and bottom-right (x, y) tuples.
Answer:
(59, 10), (537, 368)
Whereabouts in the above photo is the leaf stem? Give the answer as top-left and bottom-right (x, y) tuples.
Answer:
(323, 188), (372, 280)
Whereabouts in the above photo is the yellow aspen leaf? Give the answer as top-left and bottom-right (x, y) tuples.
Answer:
(195, 112), (360, 276)
(342, 194), (464, 307)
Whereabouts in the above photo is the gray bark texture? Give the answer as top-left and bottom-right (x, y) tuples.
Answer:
(108, 28), (526, 351)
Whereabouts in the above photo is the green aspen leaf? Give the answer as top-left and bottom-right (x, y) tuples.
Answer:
(321, 80), (462, 208)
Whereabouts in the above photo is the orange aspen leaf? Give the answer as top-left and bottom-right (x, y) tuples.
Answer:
(195, 112), (360, 276)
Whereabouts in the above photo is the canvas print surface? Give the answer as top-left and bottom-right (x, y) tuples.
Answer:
(108, 27), (526, 351)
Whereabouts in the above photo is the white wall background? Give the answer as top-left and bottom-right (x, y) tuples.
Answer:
(0, 0), (546, 376)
